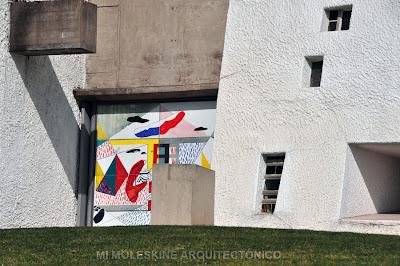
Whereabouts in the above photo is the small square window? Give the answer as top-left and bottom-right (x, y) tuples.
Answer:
(329, 10), (339, 20)
(303, 56), (323, 88)
(158, 146), (166, 155)
(323, 6), (352, 32)
(328, 21), (338, 31)
(157, 144), (170, 164)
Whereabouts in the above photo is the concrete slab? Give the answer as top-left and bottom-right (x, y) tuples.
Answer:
(150, 164), (215, 226)
(347, 213), (400, 221)
(10, 0), (97, 55)
(73, 83), (218, 103)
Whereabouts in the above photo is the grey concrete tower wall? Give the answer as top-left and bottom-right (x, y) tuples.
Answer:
(77, 0), (229, 102)
(87, 0), (228, 89)
(0, 1), (85, 228)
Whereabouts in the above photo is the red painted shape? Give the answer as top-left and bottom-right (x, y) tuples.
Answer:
(126, 160), (147, 203)
(159, 111), (185, 135)
(153, 144), (158, 164)
(115, 155), (128, 193)
(127, 182), (147, 203)
(148, 200), (151, 211)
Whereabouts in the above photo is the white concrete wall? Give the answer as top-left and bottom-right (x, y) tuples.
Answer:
(341, 145), (400, 218)
(214, 0), (400, 234)
(0, 1), (85, 228)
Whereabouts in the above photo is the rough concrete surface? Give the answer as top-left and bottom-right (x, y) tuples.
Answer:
(151, 164), (215, 226)
(214, 0), (400, 235)
(86, 0), (228, 89)
(0, 0), (85, 228)
(9, 0), (97, 55)
(73, 83), (218, 102)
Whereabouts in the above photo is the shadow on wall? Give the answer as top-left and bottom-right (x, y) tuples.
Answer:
(351, 145), (400, 214)
(11, 54), (80, 198)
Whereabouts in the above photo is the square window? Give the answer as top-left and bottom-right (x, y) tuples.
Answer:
(328, 21), (338, 31)
(157, 144), (170, 164)
(323, 6), (352, 32)
(158, 146), (166, 155)
(329, 10), (339, 20)
(303, 56), (324, 88)
(158, 157), (167, 164)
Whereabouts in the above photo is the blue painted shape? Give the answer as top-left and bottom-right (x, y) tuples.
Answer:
(97, 179), (112, 195)
(135, 127), (160, 138)
(103, 157), (117, 195)
(96, 140), (106, 147)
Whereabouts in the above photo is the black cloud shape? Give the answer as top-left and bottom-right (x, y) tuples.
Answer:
(127, 149), (141, 153)
(194, 126), (208, 131)
(127, 116), (149, 123)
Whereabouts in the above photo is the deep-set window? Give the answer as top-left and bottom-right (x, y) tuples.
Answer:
(303, 56), (324, 88)
(93, 101), (217, 226)
(261, 153), (286, 214)
(310, 60), (323, 87)
(325, 6), (352, 31)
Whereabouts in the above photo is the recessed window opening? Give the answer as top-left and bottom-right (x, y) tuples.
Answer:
(324, 6), (352, 31)
(340, 143), (400, 220)
(261, 153), (286, 214)
(303, 56), (323, 88)
(310, 61), (323, 87)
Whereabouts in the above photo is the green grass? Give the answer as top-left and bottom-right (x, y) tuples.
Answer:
(0, 226), (399, 265)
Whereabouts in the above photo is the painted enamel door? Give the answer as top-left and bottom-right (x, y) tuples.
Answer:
(93, 101), (216, 226)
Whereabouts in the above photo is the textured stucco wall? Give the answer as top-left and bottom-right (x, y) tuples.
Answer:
(214, 0), (400, 234)
(0, 1), (85, 228)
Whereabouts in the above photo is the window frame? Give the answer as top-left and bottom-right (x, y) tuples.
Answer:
(260, 153), (286, 214)
(323, 5), (353, 32)
(303, 56), (324, 88)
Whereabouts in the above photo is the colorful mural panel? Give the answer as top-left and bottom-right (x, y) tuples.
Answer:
(93, 101), (216, 226)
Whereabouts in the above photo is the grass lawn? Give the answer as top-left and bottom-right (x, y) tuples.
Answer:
(0, 226), (399, 265)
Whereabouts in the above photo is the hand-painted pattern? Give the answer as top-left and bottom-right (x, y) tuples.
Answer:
(94, 101), (216, 226)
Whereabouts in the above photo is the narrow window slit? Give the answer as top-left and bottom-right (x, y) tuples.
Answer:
(261, 153), (286, 214)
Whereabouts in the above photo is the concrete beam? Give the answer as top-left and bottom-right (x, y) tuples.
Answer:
(9, 0), (97, 55)
(73, 83), (219, 103)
